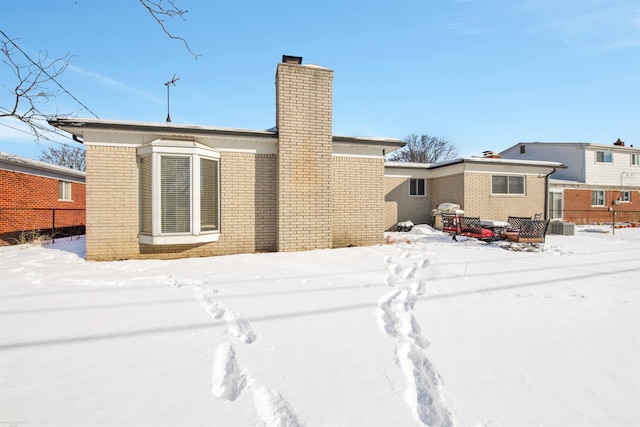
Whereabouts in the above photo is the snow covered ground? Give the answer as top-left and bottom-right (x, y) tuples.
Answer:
(1, 225), (638, 427)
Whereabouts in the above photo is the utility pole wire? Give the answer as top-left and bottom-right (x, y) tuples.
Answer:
(0, 29), (99, 119)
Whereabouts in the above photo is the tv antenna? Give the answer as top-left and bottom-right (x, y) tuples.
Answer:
(164, 74), (180, 122)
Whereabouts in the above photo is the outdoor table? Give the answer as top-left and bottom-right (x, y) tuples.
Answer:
(480, 220), (510, 239)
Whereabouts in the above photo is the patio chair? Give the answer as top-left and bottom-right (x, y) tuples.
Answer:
(501, 220), (550, 244)
(506, 216), (532, 231)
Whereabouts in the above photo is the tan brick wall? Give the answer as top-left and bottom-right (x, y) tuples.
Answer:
(140, 152), (277, 259)
(384, 176), (432, 230)
(463, 174), (546, 221)
(86, 146), (278, 261)
(428, 174), (464, 225)
(85, 145), (139, 261)
(276, 63), (333, 251)
(333, 156), (385, 246)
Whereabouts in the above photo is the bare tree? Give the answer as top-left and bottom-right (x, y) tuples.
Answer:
(0, 1), (197, 144)
(39, 145), (86, 171)
(389, 134), (458, 163)
(0, 36), (72, 141)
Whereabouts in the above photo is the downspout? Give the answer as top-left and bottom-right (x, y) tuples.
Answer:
(543, 168), (556, 220)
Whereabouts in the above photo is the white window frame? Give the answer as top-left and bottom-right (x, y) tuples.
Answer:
(592, 190), (605, 206)
(409, 178), (425, 197)
(631, 153), (639, 166)
(491, 175), (525, 195)
(595, 150), (613, 164)
(137, 140), (220, 245)
(620, 190), (631, 203)
(58, 180), (72, 201)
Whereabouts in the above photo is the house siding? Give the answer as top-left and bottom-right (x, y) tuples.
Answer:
(333, 156), (385, 246)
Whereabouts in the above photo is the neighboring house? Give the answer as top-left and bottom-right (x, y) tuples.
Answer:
(500, 141), (640, 224)
(0, 152), (86, 245)
(383, 156), (564, 231)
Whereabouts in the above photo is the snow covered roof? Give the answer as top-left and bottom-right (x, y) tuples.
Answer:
(0, 151), (85, 182)
(385, 156), (565, 170)
(48, 118), (403, 150)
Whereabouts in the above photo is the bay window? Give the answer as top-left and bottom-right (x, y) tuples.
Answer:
(138, 140), (220, 245)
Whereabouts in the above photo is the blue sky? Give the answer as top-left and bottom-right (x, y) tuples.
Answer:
(1, 0), (639, 161)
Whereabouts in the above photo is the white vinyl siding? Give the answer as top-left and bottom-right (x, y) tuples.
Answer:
(595, 150), (613, 163)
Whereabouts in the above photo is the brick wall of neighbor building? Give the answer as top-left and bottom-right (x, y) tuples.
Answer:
(333, 156), (385, 246)
(0, 169), (85, 244)
(276, 62), (334, 252)
(562, 189), (640, 224)
(463, 174), (546, 221)
(85, 145), (139, 260)
(384, 176), (432, 231)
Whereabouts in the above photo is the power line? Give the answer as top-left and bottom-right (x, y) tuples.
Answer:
(0, 29), (100, 119)
(0, 121), (83, 150)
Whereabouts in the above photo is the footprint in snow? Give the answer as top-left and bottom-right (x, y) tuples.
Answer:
(211, 343), (245, 401)
(253, 386), (305, 427)
(224, 311), (257, 344)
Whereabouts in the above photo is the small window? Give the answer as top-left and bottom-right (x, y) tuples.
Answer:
(520, 145), (526, 154)
(631, 153), (639, 166)
(58, 181), (72, 201)
(409, 178), (425, 196)
(596, 151), (612, 163)
(491, 175), (525, 195)
(592, 190), (605, 206)
(620, 191), (631, 202)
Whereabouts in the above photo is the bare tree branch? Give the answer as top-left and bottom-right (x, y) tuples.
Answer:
(389, 133), (458, 163)
(39, 145), (86, 171)
(0, 38), (72, 141)
(138, 0), (200, 59)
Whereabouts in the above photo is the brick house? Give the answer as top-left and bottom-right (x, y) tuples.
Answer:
(0, 152), (86, 245)
(383, 156), (563, 231)
(500, 141), (640, 224)
(49, 58), (404, 260)
(49, 56), (566, 261)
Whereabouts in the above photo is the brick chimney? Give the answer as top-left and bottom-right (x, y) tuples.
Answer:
(275, 56), (334, 252)
(614, 138), (625, 147)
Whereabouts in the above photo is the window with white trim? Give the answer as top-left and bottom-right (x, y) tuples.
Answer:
(595, 150), (613, 163)
(138, 140), (220, 245)
(620, 191), (631, 202)
(591, 190), (605, 206)
(409, 178), (425, 196)
(58, 180), (72, 201)
(631, 153), (639, 166)
(491, 175), (525, 195)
